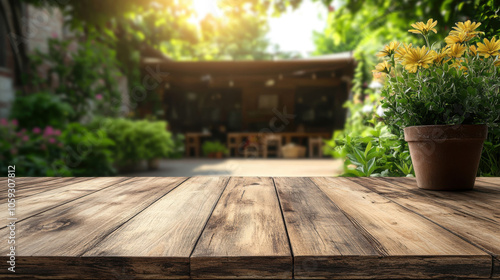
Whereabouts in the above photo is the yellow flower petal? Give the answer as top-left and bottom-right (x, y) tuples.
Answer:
(408, 19), (438, 35)
(401, 46), (434, 73)
(477, 37), (500, 58)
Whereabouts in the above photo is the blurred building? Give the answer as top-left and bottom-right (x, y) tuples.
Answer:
(139, 53), (355, 140)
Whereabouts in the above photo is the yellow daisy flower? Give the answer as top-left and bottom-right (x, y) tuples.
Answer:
(409, 19), (438, 35)
(372, 61), (392, 74)
(448, 44), (467, 58)
(402, 46), (435, 73)
(445, 32), (468, 45)
(450, 20), (483, 41)
(395, 43), (413, 61)
(469, 45), (477, 56)
(432, 48), (449, 65)
(477, 37), (500, 58)
(377, 41), (400, 57)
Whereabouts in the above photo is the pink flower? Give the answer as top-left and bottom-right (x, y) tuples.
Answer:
(54, 129), (61, 136)
(22, 135), (29, 142)
(44, 126), (54, 136)
(0, 118), (7, 126)
(95, 94), (103, 100)
(49, 138), (56, 144)
(10, 148), (18, 155)
(51, 32), (58, 38)
(11, 119), (18, 126)
(33, 127), (42, 134)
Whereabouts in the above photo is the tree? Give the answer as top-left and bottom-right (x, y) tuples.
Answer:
(314, 0), (499, 97)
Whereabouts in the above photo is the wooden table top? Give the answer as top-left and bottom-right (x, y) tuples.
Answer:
(1, 177), (499, 279)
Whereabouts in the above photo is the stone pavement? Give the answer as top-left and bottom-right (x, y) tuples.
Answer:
(125, 158), (343, 177)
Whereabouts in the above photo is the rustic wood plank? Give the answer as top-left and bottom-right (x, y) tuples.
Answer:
(0, 177), (187, 279)
(312, 177), (491, 279)
(273, 177), (380, 279)
(0, 256), (188, 279)
(372, 177), (500, 256)
(476, 177), (500, 189)
(0, 177), (61, 192)
(379, 176), (500, 279)
(191, 177), (292, 279)
(83, 177), (229, 279)
(0, 177), (93, 203)
(1, 176), (59, 188)
(0, 177), (131, 226)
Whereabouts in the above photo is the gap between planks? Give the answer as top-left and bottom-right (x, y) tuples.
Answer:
(0, 177), (133, 229)
(352, 177), (498, 279)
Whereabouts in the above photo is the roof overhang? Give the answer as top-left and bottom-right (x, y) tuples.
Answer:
(141, 52), (355, 77)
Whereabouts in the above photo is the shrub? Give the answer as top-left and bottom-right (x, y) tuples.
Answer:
(0, 119), (72, 176)
(10, 92), (73, 129)
(58, 123), (116, 176)
(93, 118), (175, 167)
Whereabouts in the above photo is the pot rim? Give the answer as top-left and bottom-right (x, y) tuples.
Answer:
(404, 124), (488, 142)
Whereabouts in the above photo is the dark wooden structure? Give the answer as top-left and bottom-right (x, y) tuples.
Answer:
(2, 176), (500, 279)
(139, 53), (355, 140)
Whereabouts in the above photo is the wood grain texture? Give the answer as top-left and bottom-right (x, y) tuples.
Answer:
(476, 177), (500, 189)
(0, 177), (131, 227)
(83, 177), (229, 279)
(0, 177), (59, 191)
(360, 177), (500, 256)
(312, 177), (491, 279)
(1, 177), (92, 203)
(1, 176), (498, 279)
(0, 177), (186, 257)
(273, 177), (379, 279)
(0, 256), (188, 279)
(191, 177), (292, 279)
(376, 177), (500, 278)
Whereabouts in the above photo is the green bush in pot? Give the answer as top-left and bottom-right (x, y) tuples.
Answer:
(202, 141), (228, 158)
(374, 19), (500, 190)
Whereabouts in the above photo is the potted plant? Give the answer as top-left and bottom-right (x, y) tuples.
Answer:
(202, 141), (228, 158)
(374, 19), (500, 190)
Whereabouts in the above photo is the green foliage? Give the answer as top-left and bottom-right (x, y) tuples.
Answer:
(381, 57), (500, 129)
(170, 134), (186, 159)
(202, 141), (229, 156)
(93, 118), (175, 166)
(59, 123), (116, 176)
(378, 20), (500, 130)
(479, 129), (500, 176)
(0, 119), (71, 176)
(10, 92), (73, 129)
(324, 98), (415, 177)
(27, 38), (122, 121)
(319, 1), (500, 177)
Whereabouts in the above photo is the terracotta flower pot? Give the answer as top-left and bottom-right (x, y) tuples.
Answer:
(404, 124), (488, 191)
(208, 152), (224, 159)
